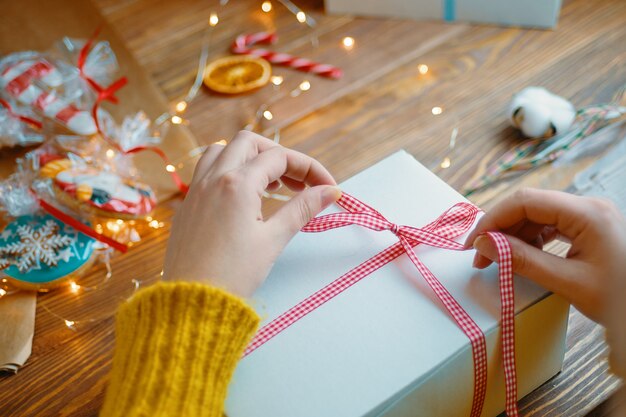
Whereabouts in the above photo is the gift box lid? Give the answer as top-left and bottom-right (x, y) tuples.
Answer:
(325, 0), (562, 29)
(226, 150), (548, 417)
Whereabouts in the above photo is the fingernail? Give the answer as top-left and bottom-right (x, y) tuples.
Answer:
(473, 235), (498, 263)
(472, 251), (480, 268)
(322, 186), (342, 205)
(214, 139), (227, 146)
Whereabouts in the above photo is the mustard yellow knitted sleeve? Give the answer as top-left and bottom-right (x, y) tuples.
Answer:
(100, 281), (260, 417)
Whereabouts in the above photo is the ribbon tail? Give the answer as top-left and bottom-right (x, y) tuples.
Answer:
(243, 242), (407, 356)
(398, 236), (487, 417)
(485, 232), (519, 416)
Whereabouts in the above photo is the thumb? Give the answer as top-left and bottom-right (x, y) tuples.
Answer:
(269, 185), (342, 244)
(473, 234), (581, 298)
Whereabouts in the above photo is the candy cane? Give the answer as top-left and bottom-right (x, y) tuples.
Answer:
(232, 32), (343, 79)
(0, 58), (97, 135)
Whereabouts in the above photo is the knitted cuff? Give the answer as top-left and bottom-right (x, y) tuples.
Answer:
(100, 282), (259, 417)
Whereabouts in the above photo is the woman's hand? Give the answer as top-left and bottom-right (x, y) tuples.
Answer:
(465, 188), (626, 324)
(162, 131), (341, 298)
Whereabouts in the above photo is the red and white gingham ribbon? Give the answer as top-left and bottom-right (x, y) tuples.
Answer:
(231, 32), (343, 79)
(244, 193), (519, 417)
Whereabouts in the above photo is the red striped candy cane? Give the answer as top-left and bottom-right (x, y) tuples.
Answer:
(231, 32), (343, 79)
(0, 58), (97, 135)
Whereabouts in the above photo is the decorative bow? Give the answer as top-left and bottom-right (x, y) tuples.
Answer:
(244, 193), (519, 417)
(77, 26), (128, 114)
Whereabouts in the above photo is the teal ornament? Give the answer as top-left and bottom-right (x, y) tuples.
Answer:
(0, 214), (95, 289)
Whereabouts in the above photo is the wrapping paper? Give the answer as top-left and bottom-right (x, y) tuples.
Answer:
(0, 292), (36, 373)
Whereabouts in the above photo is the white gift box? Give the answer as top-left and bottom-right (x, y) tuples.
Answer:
(325, 0), (563, 29)
(226, 151), (569, 417)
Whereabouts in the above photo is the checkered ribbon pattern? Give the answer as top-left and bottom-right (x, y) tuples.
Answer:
(231, 32), (343, 79)
(244, 193), (519, 417)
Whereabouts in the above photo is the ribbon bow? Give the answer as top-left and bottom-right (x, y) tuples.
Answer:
(244, 193), (519, 417)
(77, 27), (128, 111)
(77, 27), (128, 146)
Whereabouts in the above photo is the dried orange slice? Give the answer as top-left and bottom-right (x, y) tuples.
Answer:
(204, 55), (271, 94)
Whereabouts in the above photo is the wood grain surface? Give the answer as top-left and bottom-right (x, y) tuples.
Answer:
(1, 0), (625, 415)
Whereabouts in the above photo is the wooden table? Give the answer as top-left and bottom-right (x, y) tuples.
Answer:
(1, 0), (625, 415)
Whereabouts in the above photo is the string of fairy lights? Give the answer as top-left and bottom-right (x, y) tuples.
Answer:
(0, 0), (447, 331)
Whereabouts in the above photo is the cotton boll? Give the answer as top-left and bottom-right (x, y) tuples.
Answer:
(512, 104), (553, 138)
(509, 87), (576, 139)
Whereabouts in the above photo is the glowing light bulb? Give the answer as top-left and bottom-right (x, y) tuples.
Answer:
(418, 64), (429, 75)
(299, 80), (311, 91)
(69, 281), (81, 293)
(106, 221), (121, 233)
(431, 106), (443, 115)
(166, 164), (176, 172)
(65, 320), (75, 329)
(262, 1), (272, 12)
(116, 219), (124, 225)
(171, 115), (183, 125)
(149, 220), (161, 229)
(271, 75), (284, 86)
(175, 101), (187, 113)
(263, 110), (274, 120)
(0, 289), (6, 297)
(106, 149), (115, 159)
(342, 37), (355, 50)
(209, 13), (219, 26)
(440, 157), (451, 169)
(296, 11), (306, 23)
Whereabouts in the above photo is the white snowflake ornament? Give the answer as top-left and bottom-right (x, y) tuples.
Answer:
(0, 229), (12, 241)
(0, 220), (74, 272)
(0, 214), (96, 290)
(0, 255), (10, 269)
